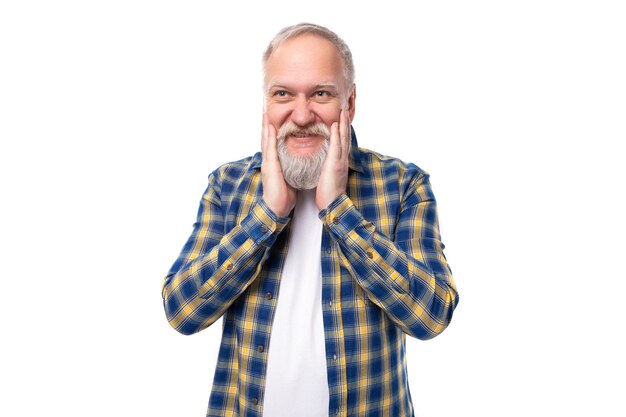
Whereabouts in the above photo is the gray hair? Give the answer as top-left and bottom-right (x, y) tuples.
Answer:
(277, 121), (330, 189)
(263, 23), (355, 93)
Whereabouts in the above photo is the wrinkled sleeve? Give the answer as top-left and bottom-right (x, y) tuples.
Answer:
(162, 169), (290, 335)
(319, 172), (458, 340)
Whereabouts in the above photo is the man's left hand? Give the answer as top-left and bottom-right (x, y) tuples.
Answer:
(316, 109), (351, 211)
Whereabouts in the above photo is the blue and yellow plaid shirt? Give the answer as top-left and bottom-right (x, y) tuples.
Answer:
(162, 129), (459, 417)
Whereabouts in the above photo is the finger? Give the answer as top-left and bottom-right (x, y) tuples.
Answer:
(266, 123), (279, 166)
(340, 109), (350, 161)
(328, 121), (341, 162)
(340, 109), (347, 158)
(346, 110), (352, 158)
(261, 112), (268, 154)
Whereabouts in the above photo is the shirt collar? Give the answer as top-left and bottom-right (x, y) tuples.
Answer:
(251, 126), (365, 174)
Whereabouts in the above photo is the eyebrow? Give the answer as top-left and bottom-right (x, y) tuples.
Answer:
(266, 82), (339, 93)
(313, 83), (339, 90)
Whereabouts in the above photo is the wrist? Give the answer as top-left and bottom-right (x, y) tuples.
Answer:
(263, 196), (291, 218)
(317, 191), (346, 212)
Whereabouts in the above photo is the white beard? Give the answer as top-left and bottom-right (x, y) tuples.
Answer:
(276, 122), (330, 190)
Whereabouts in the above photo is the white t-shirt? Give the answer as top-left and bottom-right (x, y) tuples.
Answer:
(262, 188), (329, 417)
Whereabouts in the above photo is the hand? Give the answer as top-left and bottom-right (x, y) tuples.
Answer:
(316, 109), (351, 210)
(261, 112), (297, 217)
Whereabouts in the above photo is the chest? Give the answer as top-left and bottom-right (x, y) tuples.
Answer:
(221, 170), (402, 242)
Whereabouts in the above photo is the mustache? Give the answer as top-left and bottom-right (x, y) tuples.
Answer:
(276, 121), (330, 141)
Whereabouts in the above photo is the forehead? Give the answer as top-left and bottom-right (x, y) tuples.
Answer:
(265, 34), (344, 87)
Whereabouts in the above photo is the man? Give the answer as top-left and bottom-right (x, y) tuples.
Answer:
(162, 23), (459, 417)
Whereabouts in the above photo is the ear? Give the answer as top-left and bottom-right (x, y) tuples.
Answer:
(347, 84), (357, 122)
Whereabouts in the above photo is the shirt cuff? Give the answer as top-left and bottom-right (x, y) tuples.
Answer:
(240, 198), (290, 246)
(318, 193), (368, 241)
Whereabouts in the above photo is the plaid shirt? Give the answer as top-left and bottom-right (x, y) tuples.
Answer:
(162, 129), (459, 417)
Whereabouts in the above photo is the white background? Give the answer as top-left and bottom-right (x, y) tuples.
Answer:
(1, 1), (624, 416)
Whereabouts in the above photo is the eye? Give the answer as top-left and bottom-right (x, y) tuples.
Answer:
(314, 90), (330, 97)
(273, 90), (290, 97)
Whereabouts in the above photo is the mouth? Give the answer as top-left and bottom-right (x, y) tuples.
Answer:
(277, 121), (330, 154)
(287, 134), (324, 147)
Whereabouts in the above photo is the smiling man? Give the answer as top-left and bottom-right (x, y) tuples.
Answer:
(162, 23), (459, 417)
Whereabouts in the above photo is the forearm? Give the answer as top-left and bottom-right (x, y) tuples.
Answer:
(163, 198), (289, 335)
(319, 193), (458, 340)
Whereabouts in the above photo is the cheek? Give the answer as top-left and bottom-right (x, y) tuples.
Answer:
(268, 102), (341, 128)
(312, 105), (341, 126)
(266, 105), (290, 128)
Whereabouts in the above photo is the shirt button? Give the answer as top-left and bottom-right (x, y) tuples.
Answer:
(265, 292), (273, 300)
(366, 251), (373, 259)
(332, 217), (339, 225)
(260, 225), (268, 233)
(335, 407), (339, 414)
(326, 247), (332, 254)
(257, 345), (264, 353)
(329, 299), (333, 307)
(226, 263), (233, 270)
(333, 353), (337, 361)
(252, 397), (259, 405)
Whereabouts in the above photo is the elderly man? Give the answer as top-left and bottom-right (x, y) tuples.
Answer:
(162, 23), (459, 417)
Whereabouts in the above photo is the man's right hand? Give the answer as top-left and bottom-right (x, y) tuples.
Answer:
(261, 113), (296, 217)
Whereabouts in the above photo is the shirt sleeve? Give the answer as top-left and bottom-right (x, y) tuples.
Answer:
(318, 172), (459, 340)
(162, 169), (290, 335)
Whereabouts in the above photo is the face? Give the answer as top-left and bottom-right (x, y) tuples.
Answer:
(264, 34), (356, 159)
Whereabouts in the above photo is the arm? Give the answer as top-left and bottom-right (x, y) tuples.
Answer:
(318, 172), (459, 340)
(161, 168), (290, 335)
(162, 113), (294, 335)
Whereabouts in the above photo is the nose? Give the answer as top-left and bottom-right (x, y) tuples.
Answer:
(290, 96), (316, 127)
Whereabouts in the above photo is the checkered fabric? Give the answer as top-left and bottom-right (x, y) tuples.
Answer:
(162, 129), (459, 417)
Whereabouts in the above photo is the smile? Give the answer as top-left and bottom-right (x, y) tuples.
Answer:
(287, 135), (324, 147)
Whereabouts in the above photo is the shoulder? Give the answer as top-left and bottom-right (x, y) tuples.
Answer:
(203, 154), (261, 203)
(355, 147), (436, 203)
(208, 152), (261, 183)
(356, 146), (429, 184)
